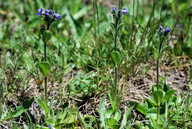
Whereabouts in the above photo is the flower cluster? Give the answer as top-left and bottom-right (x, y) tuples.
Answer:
(36, 8), (60, 19)
(111, 7), (127, 19)
(158, 25), (171, 36)
(36, 8), (60, 29)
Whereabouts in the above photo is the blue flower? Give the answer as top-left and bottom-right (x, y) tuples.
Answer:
(49, 124), (53, 129)
(36, 8), (43, 15)
(37, 8), (60, 22)
(45, 9), (49, 16)
(165, 27), (170, 32)
(159, 25), (163, 29)
(158, 25), (171, 36)
(112, 7), (117, 12)
(54, 13), (60, 19)
(121, 8), (128, 14)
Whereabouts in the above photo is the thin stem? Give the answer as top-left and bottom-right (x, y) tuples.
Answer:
(44, 24), (50, 106)
(157, 104), (160, 122)
(115, 18), (119, 51)
(156, 36), (165, 123)
(114, 18), (119, 97)
(44, 42), (48, 105)
(157, 37), (164, 90)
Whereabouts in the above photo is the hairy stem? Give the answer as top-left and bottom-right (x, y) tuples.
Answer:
(156, 37), (165, 122)
(44, 24), (50, 106)
(114, 18), (119, 97)
(44, 42), (48, 105)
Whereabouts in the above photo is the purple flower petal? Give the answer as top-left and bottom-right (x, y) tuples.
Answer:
(54, 13), (60, 19)
(165, 27), (170, 32)
(36, 8), (43, 15)
(122, 8), (128, 14)
(159, 25), (163, 29)
(49, 124), (53, 129)
(45, 12), (49, 16)
(112, 7), (117, 12)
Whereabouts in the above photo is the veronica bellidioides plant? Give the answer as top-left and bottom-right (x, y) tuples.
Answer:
(155, 25), (170, 122)
(99, 7), (132, 129)
(133, 25), (177, 128)
(36, 8), (60, 105)
(110, 7), (127, 107)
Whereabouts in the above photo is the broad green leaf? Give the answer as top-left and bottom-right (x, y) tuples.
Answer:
(152, 84), (163, 92)
(135, 103), (147, 116)
(164, 90), (177, 101)
(111, 51), (121, 67)
(120, 106), (133, 129)
(106, 107), (113, 119)
(107, 118), (120, 129)
(146, 108), (157, 119)
(22, 97), (34, 109)
(39, 62), (51, 76)
(114, 109), (121, 121)
(43, 30), (52, 43)
(100, 97), (106, 128)
(152, 90), (164, 104)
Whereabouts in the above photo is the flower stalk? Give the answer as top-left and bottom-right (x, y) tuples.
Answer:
(156, 25), (170, 122)
(111, 7), (127, 97)
(36, 8), (60, 105)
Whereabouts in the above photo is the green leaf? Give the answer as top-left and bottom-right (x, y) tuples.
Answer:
(163, 83), (171, 92)
(159, 46), (167, 59)
(114, 109), (121, 121)
(107, 118), (120, 129)
(22, 97), (34, 109)
(135, 103), (147, 116)
(120, 106), (133, 129)
(100, 97), (106, 128)
(106, 107), (113, 119)
(63, 107), (78, 124)
(39, 62), (51, 76)
(164, 90), (177, 101)
(111, 51), (121, 67)
(45, 118), (54, 125)
(114, 94), (123, 111)
(12, 106), (27, 118)
(152, 90), (164, 105)
(146, 108), (157, 119)
(43, 30), (52, 43)
(152, 84), (163, 92)
(153, 46), (159, 59)
(145, 98), (155, 108)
